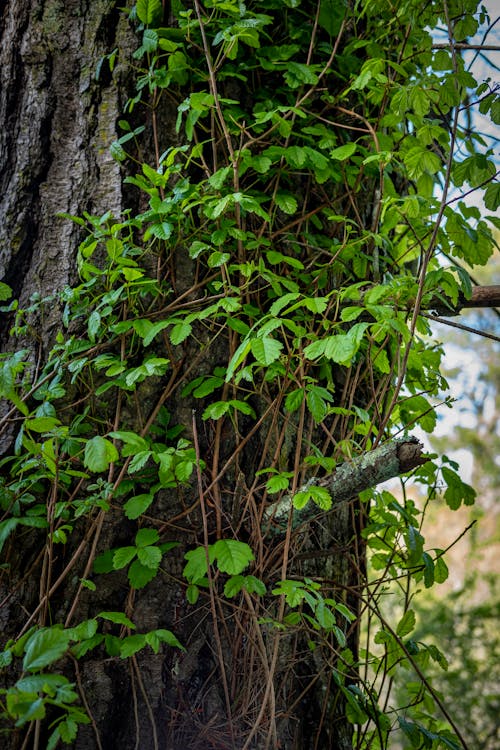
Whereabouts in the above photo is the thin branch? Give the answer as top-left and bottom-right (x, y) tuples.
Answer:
(432, 43), (500, 51)
(421, 312), (500, 343)
(264, 437), (428, 534)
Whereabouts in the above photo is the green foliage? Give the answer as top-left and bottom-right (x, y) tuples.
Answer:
(0, 0), (498, 746)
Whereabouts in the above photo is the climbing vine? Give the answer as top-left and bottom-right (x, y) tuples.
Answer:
(0, 0), (498, 747)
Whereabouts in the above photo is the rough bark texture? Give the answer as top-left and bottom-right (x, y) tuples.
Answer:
(0, 0), (130, 324)
(266, 437), (428, 532)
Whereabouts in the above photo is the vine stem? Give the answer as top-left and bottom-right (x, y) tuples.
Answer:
(192, 410), (236, 750)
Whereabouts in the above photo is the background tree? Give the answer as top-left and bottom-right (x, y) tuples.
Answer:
(0, 1), (498, 749)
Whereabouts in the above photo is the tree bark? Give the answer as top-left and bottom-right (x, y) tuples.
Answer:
(265, 436), (427, 533)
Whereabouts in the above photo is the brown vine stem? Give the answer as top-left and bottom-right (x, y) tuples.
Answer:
(192, 410), (236, 750)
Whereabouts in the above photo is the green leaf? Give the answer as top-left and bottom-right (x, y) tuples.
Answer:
(98, 611), (136, 628)
(145, 628), (184, 652)
(183, 546), (211, 584)
(207, 250), (231, 267)
(484, 182), (500, 211)
(208, 166), (232, 189)
(396, 609), (416, 637)
(330, 143), (357, 161)
(292, 490), (310, 510)
(58, 719), (79, 743)
(284, 61), (318, 88)
(434, 553), (449, 584)
(0, 518), (20, 553)
(124, 494), (155, 520)
(0, 282), (13, 301)
(285, 388), (304, 413)
(119, 634), (147, 658)
(25, 416), (61, 433)
(224, 575), (245, 598)
(202, 401), (230, 420)
(84, 436), (119, 473)
(442, 466), (476, 509)
(128, 559), (157, 588)
(422, 551), (435, 588)
(307, 485), (331, 510)
(186, 584), (200, 604)
(170, 321), (192, 344)
(113, 546), (137, 570)
(23, 628), (71, 671)
(145, 222), (173, 241)
(135, 528), (160, 547)
(251, 336), (283, 366)
(274, 192), (298, 214)
(137, 545), (162, 569)
(306, 387), (327, 422)
(212, 539), (254, 575)
(136, 0), (162, 26)
(284, 145), (307, 167)
(266, 473), (292, 493)
(87, 310), (101, 342)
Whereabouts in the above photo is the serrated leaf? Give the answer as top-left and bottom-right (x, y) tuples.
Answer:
(308, 485), (332, 510)
(335, 602), (356, 622)
(88, 310), (101, 342)
(146, 221), (173, 241)
(186, 583), (200, 604)
(307, 388), (327, 423)
(25, 417), (61, 433)
(292, 490), (309, 510)
(135, 528), (159, 547)
(266, 473), (291, 493)
(275, 192), (298, 214)
(84, 436), (119, 473)
(113, 546), (137, 570)
(128, 559), (157, 588)
(422, 551), (435, 588)
(251, 336), (283, 366)
(442, 466), (476, 509)
(136, 0), (162, 26)
(224, 574), (245, 598)
(146, 628), (184, 652)
(202, 401), (230, 420)
(170, 321), (192, 344)
(208, 166), (232, 189)
(285, 388), (304, 413)
(212, 539), (254, 575)
(137, 545), (162, 569)
(183, 546), (211, 583)
(207, 250), (231, 267)
(23, 628), (71, 671)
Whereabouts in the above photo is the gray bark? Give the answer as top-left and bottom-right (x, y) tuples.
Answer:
(265, 436), (427, 533)
(0, 0), (130, 322)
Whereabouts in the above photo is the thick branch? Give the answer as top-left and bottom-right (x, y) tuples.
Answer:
(430, 285), (500, 315)
(264, 437), (428, 534)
